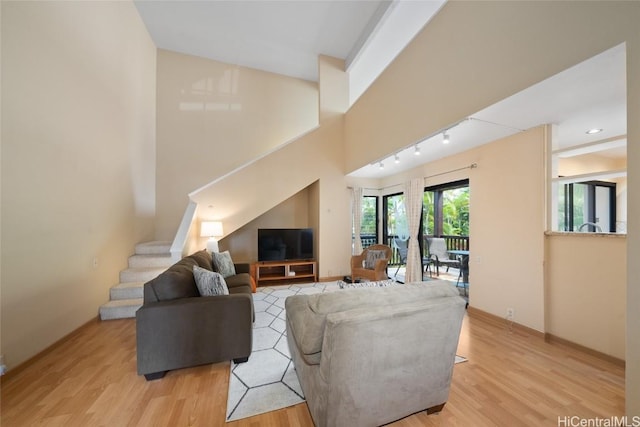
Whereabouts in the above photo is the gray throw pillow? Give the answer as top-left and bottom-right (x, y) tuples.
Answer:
(193, 265), (229, 296)
(364, 250), (386, 269)
(212, 251), (237, 278)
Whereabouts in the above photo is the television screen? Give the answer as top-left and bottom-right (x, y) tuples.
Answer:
(258, 228), (314, 262)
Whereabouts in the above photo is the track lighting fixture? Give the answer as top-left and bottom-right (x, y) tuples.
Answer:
(443, 132), (450, 144)
(379, 162), (384, 169)
(414, 145), (421, 155)
(394, 154), (400, 164)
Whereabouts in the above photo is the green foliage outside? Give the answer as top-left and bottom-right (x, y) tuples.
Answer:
(558, 183), (585, 231)
(442, 187), (469, 236)
(358, 186), (470, 241)
(423, 187), (469, 236)
(361, 196), (377, 235)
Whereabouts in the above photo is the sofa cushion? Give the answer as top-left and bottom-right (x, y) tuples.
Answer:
(212, 251), (236, 278)
(189, 249), (214, 271)
(193, 266), (229, 296)
(285, 281), (460, 357)
(149, 257), (200, 301)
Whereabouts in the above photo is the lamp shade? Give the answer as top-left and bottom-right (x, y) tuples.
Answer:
(200, 221), (223, 238)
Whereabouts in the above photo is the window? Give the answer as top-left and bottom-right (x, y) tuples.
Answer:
(423, 179), (469, 239)
(383, 193), (406, 245)
(360, 196), (378, 247)
(559, 181), (616, 232)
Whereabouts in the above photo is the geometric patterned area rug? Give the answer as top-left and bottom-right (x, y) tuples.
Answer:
(226, 281), (340, 421)
(225, 281), (468, 422)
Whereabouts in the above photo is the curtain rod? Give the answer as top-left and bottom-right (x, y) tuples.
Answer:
(348, 163), (477, 192)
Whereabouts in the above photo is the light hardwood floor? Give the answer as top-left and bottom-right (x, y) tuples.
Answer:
(1, 310), (624, 426)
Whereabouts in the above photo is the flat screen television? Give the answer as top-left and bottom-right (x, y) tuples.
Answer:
(258, 228), (314, 262)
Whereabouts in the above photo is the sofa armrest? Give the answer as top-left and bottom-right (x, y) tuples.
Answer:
(234, 263), (250, 274)
(136, 294), (253, 376)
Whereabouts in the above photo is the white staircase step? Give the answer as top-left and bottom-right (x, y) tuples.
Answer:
(99, 241), (173, 321)
(128, 254), (173, 269)
(120, 267), (164, 283)
(135, 241), (172, 255)
(110, 282), (144, 300)
(99, 298), (142, 320)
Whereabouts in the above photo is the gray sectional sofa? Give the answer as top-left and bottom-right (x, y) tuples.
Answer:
(136, 249), (254, 380)
(285, 281), (465, 427)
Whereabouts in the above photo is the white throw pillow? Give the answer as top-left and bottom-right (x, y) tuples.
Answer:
(193, 265), (229, 296)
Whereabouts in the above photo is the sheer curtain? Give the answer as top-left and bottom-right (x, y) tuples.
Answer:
(351, 187), (363, 255)
(404, 178), (423, 282)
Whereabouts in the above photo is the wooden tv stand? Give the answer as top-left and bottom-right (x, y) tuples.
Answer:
(252, 260), (317, 286)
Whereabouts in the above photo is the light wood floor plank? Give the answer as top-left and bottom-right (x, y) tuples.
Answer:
(1, 312), (624, 426)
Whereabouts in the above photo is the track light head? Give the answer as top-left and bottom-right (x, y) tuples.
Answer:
(394, 154), (400, 164)
(414, 145), (421, 155)
(443, 132), (450, 144)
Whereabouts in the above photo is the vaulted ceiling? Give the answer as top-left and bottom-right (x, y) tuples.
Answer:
(134, 1), (626, 179)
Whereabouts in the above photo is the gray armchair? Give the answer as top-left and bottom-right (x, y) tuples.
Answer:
(286, 281), (466, 426)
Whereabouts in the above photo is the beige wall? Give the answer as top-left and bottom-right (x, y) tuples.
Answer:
(351, 127), (546, 331)
(1, 1), (156, 368)
(219, 187), (312, 263)
(546, 234), (626, 359)
(344, 2), (637, 175)
(343, 2), (639, 415)
(155, 50), (319, 240)
(188, 118), (351, 278)
(558, 153), (626, 176)
(185, 56), (351, 278)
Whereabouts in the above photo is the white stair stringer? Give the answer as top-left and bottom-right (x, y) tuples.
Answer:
(189, 122), (339, 238)
(99, 241), (173, 321)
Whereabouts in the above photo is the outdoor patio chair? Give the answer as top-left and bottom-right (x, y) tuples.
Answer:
(426, 237), (460, 276)
(392, 237), (409, 279)
(456, 254), (469, 296)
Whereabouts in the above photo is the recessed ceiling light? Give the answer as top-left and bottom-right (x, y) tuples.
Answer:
(586, 128), (603, 134)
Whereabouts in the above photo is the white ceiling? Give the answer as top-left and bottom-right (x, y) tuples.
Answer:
(135, 1), (387, 82)
(134, 1), (627, 180)
(135, 0), (445, 105)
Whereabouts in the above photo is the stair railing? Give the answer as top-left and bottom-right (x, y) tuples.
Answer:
(170, 201), (198, 262)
